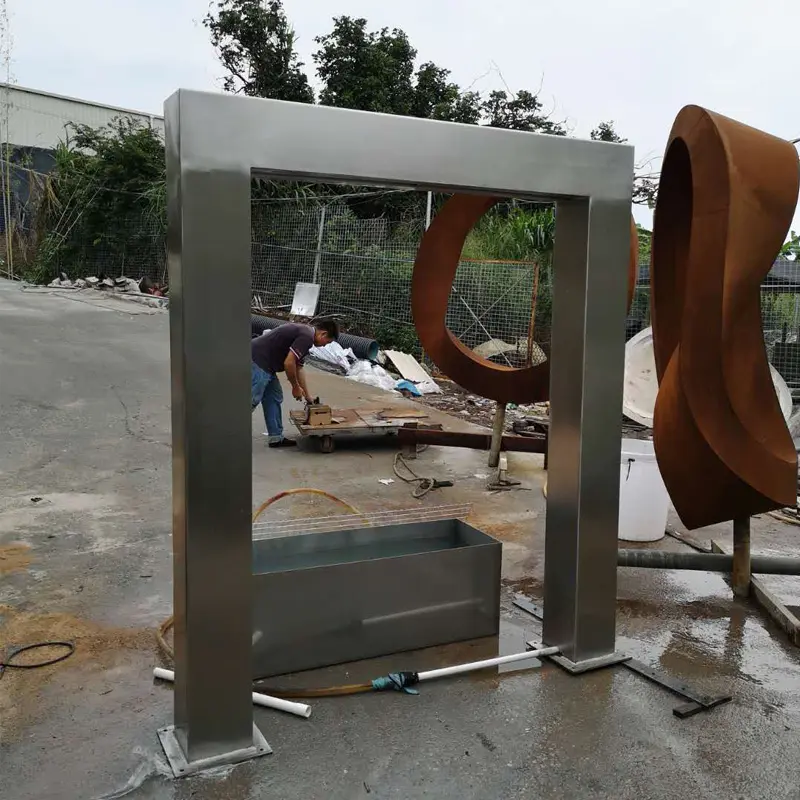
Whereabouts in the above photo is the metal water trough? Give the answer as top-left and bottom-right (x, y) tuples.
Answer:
(251, 519), (501, 679)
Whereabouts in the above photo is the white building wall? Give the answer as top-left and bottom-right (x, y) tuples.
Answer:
(0, 83), (164, 150)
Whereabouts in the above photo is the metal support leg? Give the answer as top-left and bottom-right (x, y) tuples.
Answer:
(488, 402), (506, 468)
(542, 198), (631, 666)
(732, 516), (751, 598)
(162, 90), (268, 774)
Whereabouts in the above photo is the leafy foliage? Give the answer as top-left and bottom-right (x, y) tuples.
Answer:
(636, 224), (652, 263)
(591, 120), (658, 207)
(312, 16), (564, 134)
(483, 90), (565, 134)
(411, 63), (481, 124)
(632, 177), (658, 208)
(590, 120), (626, 143)
(463, 206), (555, 263)
(204, 0), (314, 102)
(313, 17), (417, 114)
(780, 230), (800, 259)
(29, 118), (165, 282)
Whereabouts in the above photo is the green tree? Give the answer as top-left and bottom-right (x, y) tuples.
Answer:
(312, 17), (484, 125)
(483, 90), (566, 134)
(411, 62), (481, 123)
(313, 17), (416, 114)
(590, 120), (626, 143)
(592, 120), (658, 208)
(780, 230), (800, 259)
(636, 224), (652, 263)
(32, 118), (166, 282)
(204, 0), (314, 102)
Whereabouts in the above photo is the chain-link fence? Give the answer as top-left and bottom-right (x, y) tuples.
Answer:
(627, 258), (800, 398)
(251, 201), (549, 363)
(13, 191), (800, 396)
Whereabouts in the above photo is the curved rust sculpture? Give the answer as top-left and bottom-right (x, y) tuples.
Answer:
(651, 105), (799, 530)
(412, 195), (639, 404)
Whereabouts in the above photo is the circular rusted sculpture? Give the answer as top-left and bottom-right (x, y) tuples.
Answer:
(651, 105), (799, 530)
(412, 194), (639, 404)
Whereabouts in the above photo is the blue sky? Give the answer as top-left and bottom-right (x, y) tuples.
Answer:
(11, 0), (800, 233)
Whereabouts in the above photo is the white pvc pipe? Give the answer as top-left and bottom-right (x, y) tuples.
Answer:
(153, 667), (312, 719)
(417, 646), (560, 682)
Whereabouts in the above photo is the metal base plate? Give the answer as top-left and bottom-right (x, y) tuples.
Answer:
(157, 724), (271, 778)
(623, 657), (732, 718)
(527, 643), (631, 674)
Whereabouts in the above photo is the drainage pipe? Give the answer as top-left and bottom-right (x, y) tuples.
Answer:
(417, 646), (560, 682)
(153, 667), (312, 719)
(617, 549), (800, 575)
(251, 315), (379, 360)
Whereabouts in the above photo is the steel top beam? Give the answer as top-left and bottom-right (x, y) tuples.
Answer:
(168, 89), (634, 201)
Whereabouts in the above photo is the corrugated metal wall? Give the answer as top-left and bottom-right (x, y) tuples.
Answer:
(0, 84), (164, 149)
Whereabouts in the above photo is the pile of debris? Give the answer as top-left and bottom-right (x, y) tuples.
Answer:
(416, 383), (550, 431)
(309, 341), (442, 398)
(47, 274), (169, 307)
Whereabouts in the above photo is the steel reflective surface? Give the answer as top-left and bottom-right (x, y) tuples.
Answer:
(165, 92), (255, 763)
(542, 199), (633, 662)
(251, 520), (501, 678)
(166, 86), (635, 758)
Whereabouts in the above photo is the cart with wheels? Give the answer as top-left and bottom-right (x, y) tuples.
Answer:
(288, 406), (438, 453)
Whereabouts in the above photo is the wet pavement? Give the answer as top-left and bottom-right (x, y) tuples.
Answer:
(1, 279), (800, 799)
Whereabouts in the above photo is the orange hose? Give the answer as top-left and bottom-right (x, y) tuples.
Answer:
(157, 488), (370, 697)
(251, 488), (361, 522)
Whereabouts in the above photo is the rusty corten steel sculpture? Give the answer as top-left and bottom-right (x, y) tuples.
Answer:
(651, 105), (800, 530)
(411, 195), (639, 404)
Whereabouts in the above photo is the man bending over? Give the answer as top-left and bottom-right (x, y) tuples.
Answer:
(251, 318), (339, 448)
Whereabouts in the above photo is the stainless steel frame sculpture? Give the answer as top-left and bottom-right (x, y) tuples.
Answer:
(163, 88), (635, 769)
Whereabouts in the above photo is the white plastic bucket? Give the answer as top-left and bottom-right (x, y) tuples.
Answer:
(618, 438), (669, 542)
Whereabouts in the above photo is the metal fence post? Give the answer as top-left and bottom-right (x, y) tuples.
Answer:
(312, 204), (326, 285)
(732, 516), (751, 597)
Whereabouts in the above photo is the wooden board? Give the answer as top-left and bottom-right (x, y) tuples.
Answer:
(289, 406), (431, 437)
(384, 351), (431, 384)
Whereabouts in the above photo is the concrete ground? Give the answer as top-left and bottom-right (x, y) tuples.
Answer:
(1, 278), (800, 800)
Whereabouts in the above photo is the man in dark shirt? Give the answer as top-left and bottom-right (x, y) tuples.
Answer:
(251, 318), (339, 447)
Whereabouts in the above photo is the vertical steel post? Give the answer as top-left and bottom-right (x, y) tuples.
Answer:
(732, 516), (751, 597)
(542, 198), (631, 666)
(312, 204), (327, 285)
(161, 91), (268, 773)
(488, 402), (507, 468)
